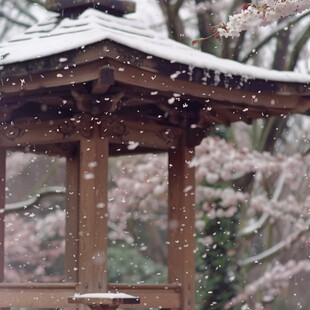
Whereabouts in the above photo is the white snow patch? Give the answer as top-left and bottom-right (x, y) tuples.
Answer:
(84, 173), (95, 180)
(168, 97), (175, 104)
(127, 141), (139, 150)
(73, 292), (139, 299)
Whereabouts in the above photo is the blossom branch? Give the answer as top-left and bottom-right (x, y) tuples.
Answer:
(218, 0), (310, 38)
(239, 173), (286, 238)
(240, 10), (310, 63)
(192, 0), (310, 47)
(226, 259), (310, 308)
(5, 186), (66, 212)
(238, 219), (310, 267)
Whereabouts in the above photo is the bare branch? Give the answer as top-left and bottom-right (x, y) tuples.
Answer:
(5, 186), (66, 212)
(239, 174), (285, 238)
(13, 1), (38, 22)
(0, 10), (31, 28)
(240, 10), (310, 63)
(239, 220), (310, 267)
(287, 22), (310, 70)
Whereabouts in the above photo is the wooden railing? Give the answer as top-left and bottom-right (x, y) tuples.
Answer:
(0, 282), (181, 309)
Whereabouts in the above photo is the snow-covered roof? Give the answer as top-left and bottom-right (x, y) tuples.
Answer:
(0, 7), (309, 84)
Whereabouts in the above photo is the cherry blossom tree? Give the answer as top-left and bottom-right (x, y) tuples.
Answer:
(192, 0), (310, 44)
(108, 132), (310, 309)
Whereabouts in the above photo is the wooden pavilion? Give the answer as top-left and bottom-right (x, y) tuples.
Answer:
(0, 0), (309, 309)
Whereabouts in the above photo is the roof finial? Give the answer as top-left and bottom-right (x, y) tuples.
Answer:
(46, 0), (136, 18)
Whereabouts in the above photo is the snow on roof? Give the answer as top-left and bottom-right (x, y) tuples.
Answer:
(0, 7), (309, 84)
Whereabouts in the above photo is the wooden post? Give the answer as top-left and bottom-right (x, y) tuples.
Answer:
(0, 148), (5, 284)
(78, 125), (109, 293)
(168, 146), (196, 310)
(66, 151), (80, 283)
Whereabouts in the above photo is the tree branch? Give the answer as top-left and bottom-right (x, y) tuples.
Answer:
(287, 22), (310, 70)
(238, 220), (310, 267)
(174, 0), (185, 12)
(0, 10), (31, 28)
(240, 10), (310, 63)
(158, 0), (187, 43)
(239, 174), (285, 238)
(5, 186), (66, 212)
(13, 1), (38, 23)
(239, 213), (269, 238)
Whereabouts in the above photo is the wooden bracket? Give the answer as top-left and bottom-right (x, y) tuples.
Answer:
(92, 66), (115, 95)
(99, 91), (124, 113)
(72, 87), (123, 115)
(71, 89), (92, 112)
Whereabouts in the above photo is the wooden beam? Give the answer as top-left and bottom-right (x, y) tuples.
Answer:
(0, 116), (183, 151)
(99, 117), (183, 151)
(7, 143), (77, 157)
(0, 148), (5, 283)
(66, 151), (80, 282)
(0, 56), (303, 113)
(0, 116), (92, 147)
(0, 61), (100, 94)
(0, 283), (77, 308)
(0, 283), (181, 309)
(78, 125), (109, 293)
(107, 284), (181, 309)
(168, 146), (196, 310)
(106, 58), (301, 110)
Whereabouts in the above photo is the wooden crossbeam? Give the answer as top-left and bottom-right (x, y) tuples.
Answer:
(0, 283), (181, 309)
(0, 116), (183, 150)
(0, 55), (303, 112)
(107, 283), (181, 309)
(0, 283), (77, 308)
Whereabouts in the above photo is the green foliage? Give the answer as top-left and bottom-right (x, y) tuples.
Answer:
(108, 243), (167, 284)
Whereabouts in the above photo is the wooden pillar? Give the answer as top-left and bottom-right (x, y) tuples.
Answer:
(0, 148), (5, 284)
(66, 151), (80, 283)
(168, 146), (196, 310)
(78, 126), (109, 293)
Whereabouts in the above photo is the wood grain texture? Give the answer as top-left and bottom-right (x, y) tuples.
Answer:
(78, 125), (109, 293)
(168, 145), (196, 310)
(66, 151), (80, 282)
(0, 283), (77, 308)
(0, 283), (181, 308)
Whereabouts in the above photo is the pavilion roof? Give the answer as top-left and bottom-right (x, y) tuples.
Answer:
(0, 6), (309, 131)
(0, 7), (309, 84)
